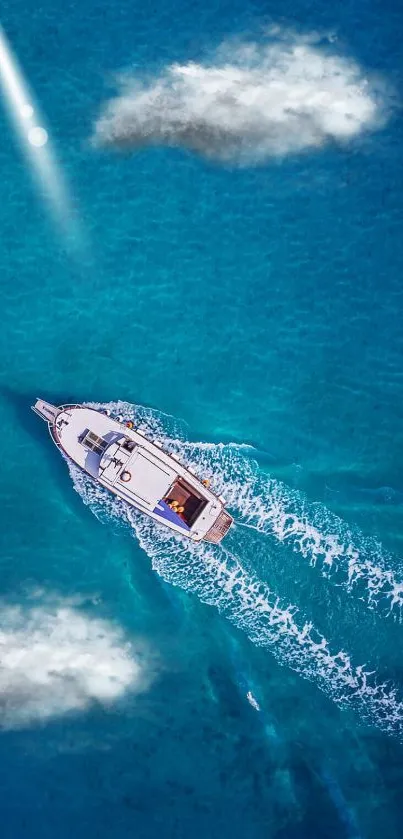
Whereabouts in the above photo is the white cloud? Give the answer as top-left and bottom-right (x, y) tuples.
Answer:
(92, 31), (388, 165)
(0, 595), (146, 728)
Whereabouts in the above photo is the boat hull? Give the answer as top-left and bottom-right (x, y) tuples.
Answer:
(32, 400), (233, 543)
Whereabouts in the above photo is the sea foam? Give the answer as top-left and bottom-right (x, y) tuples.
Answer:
(67, 401), (403, 738)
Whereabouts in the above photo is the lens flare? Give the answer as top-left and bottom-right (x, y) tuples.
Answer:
(0, 25), (85, 250)
(28, 125), (48, 147)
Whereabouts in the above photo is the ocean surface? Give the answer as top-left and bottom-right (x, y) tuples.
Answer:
(1, 0), (403, 836)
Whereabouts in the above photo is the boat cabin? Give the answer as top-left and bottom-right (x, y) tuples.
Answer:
(78, 430), (208, 531)
(162, 478), (207, 527)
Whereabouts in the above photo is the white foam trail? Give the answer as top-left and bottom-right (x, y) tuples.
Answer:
(92, 30), (388, 165)
(84, 401), (403, 620)
(222, 467), (403, 621)
(68, 446), (403, 737)
(0, 594), (145, 729)
(130, 519), (403, 737)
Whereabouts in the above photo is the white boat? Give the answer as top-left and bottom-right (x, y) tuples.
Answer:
(32, 399), (233, 543)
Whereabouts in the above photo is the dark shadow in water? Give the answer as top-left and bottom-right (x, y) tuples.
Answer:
(0, 384), (98, 527)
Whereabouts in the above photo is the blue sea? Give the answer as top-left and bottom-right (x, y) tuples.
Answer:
(1, 0), (403, 836)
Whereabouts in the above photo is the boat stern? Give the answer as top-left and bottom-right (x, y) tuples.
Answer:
(204, 509), (233, 543)
(31, 398), (61, 424)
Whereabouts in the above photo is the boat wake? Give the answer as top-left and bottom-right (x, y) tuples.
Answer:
(65, 401), (403, 738)
(84, 401), (403, 621)
(218, 455), (403, 621)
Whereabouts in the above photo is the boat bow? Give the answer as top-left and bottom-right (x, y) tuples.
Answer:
(31, 399), (61, 423)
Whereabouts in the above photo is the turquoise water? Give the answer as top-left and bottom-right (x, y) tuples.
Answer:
(1, 0), (403, 836)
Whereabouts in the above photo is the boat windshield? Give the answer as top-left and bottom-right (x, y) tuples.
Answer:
(80, 429), (108, 456)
